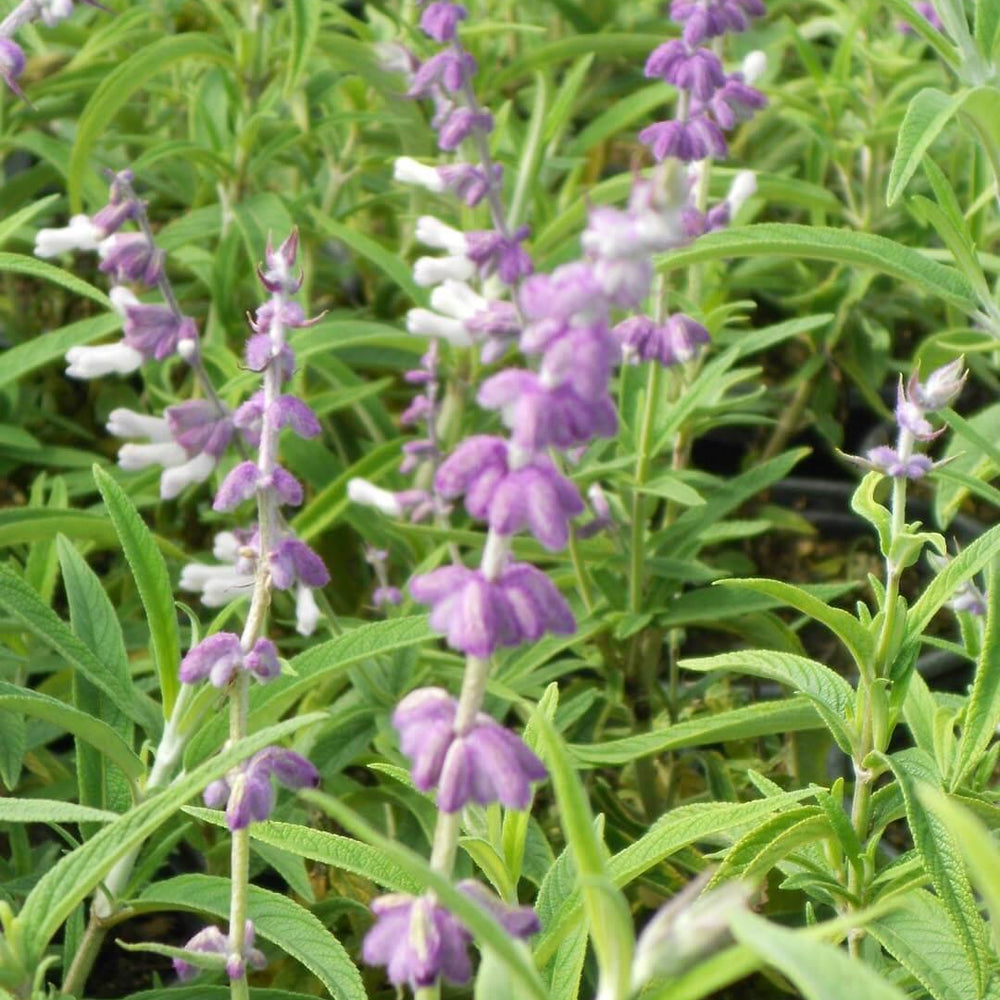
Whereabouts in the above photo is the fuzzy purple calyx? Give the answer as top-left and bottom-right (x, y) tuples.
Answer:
(165, 400), (234, 458)
(420, 1), (467, 41)
(464, 225), (534, 284)
(258, 230), (302, 295)
(213, 461), (303, 511)
(269, 536), (330, 590)
(0, 38), (25, 98)
(670, 0), (766, 45)
(478, 369), (617, 451)
(120, 302), (197, 362)
(362, 885), (538, 990)
(438, 162), (501, 207)
(204, 746), (319, 831)
(698, 74), (767, 129)
(437, 107), (494, 150)
(409, 562), (575, 657)
(865, 446), (933, 480)
(910, 358), (966, 411)
(436, 435), (584, 550)
(393, 686), (548, 811)
(179, 633), (280, 688)
(173, 921), (266, 982)
(638, 115), (728, 163)
(98, 233), (165, 286)
(646, 40), (726, 100)
(409, 48), (476, 98)
(363, 894), (472, 988)
(615, 313), (710, 366)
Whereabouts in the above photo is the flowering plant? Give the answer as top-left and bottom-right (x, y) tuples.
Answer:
(0, 2), (998, 1000)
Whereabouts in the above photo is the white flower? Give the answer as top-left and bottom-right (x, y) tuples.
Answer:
(725, 171), (757, 216)
(406, 307), (473, 345)
(64, 343), (143, 379)
(394, 157), (446, 193)
(347, 478), (402, 517)
(38, 0), (74, 27)
(35, 214), (102, 258)
(415, 215), (467, 254)
(108, 285), (140, 317)
(295, 582), (321, 635)
(413, 255), (475, 287)
(741, 50), (767, 85)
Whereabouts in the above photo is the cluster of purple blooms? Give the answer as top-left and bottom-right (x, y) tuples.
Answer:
(638, 0), (767, 164)
(0, 0), (105, 98)
(351, 0), (770, 992)
(168, 234), (327, 981)
(860, 358), (965, 480)
(35, 175), (331, 636)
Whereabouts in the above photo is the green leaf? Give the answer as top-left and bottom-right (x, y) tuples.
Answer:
(303, 790), (549, 1000)
(58, 534), (133, 825)
(716, 578), (872, 668)
(533, 791), (815, 966)
(0, 680), (142, 781)
(730, 911), (910, 1000)
(881, 749), (990, 993)
(0, 564), (157, 733)
(922, 790), (1000, 958)
(124, 990), (317, 1000)
(936, 404), (1000, 528)
(887, 89), (971, 207)
(15, 713), (324, 961)
(571, 697), (822, 766)
(952, 561), (1000, 788)
(678, 650), (855, 754)
(905, 524), (1000, 648)
(94, 465), (182, 717)
(184, 807), (419, 892)
(284, 0), (321, 95)
(533, 711), (633, 1000)
(636, 473), (705, 507)
(68, 34), (235, 211)
(974, 0), (1000, 57)
(311, 210), (424, 305)
(0, 193), (59, 248)
(710, 807), (831, 886)
(0, 253), (110, 308)
(136, 875), (364, 1000)
(658, 225), (977, 312)
(0, 799), (118, 825)
(870, 889), (987, 1000)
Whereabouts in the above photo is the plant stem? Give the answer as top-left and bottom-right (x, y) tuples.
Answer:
(628, 361), (662, 614)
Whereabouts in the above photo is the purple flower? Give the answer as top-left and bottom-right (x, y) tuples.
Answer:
(435, 435), (584, 549)
(374, 585), (404, 607)
(0, 38), (25, 98)
(269, 536), (330, 590)
(363, 886), (539, 989)
(699, 74), (767, 129)
(179, 633), (280, 687)
(478, 370), (617, 451)
(109, 406), (230, 500)
(645, 41), (726, 100)
(465, 226), (534, 284)
(257, 230), (303, 295)
(233, 393), (320, 446)
(393, 686), (547, 811)
(173, 922), (266, 982)
(120, 302), (198, 361)
(166, 401), (234, 458)
(409, 49), (476, 97)
(639, 115), (728, 162)
(213, 461), (302, 511)
(363, 895), (472, 988)
(439, 162), (501, 206)
(437, 107), (493, 150)
(539, 323), (619, 400)
(245, 332), (295, 378)
(420, 1), (467, 41)
(615, 313), (710, 366)
(910, 358), (966, 411)
(409, 563), (575, 657)
(670, 0), (766, 44)
(203, 747), (319, 831)
(98, 233), (165, 286)
(900, 1), (944, 33)
(865, 446), (933, 480)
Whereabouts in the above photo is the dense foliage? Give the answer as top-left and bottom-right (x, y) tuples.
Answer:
(0, 1), (998, 999)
